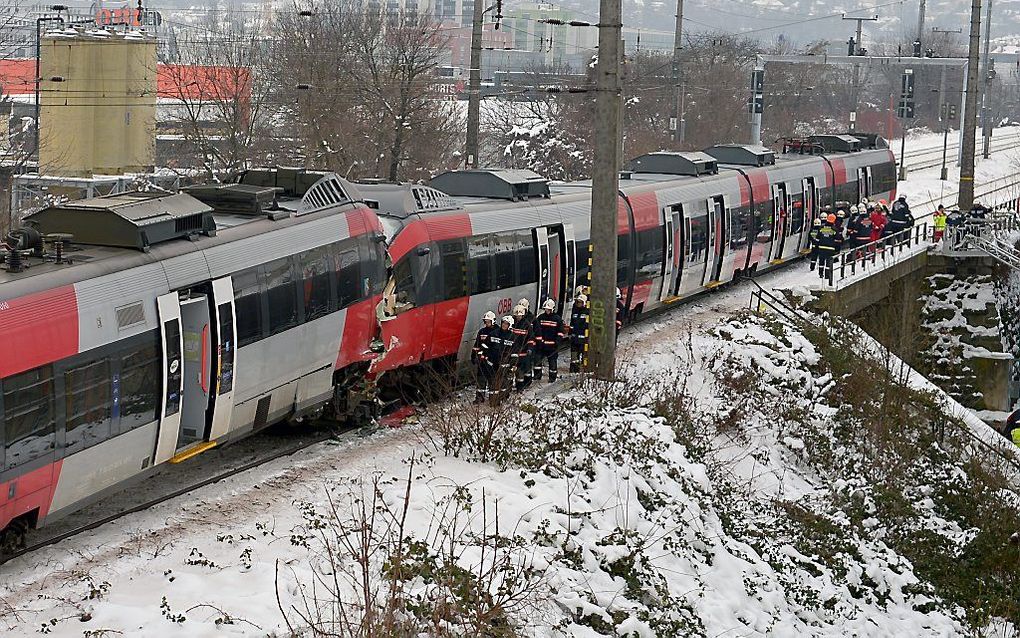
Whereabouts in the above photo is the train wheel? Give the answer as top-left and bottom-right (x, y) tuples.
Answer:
(0, 518), (29, 557)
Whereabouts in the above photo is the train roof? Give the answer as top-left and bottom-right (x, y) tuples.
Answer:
(0, 168), (371, 295)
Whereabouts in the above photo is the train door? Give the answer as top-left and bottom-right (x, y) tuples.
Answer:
(207, 277), (237, 441)
(154, 292), (184, 465)
(177, 294), (211, 450)
(658, 205), (678, 302)
(534, 227), (549, 308)
(770, 183), (789, 262)
(547, 227), (564, 312)
(563, 224), (577, 307)
(705, 195), (727, 284)
(857, 167), (872, 202)
(800, 178), (816, 252)
(685, 210), (709, 292)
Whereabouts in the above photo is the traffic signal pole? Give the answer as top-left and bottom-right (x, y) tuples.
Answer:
(586, 0), (623, 380)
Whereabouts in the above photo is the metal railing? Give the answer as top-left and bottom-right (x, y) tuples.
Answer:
(746, 276), (812, 328)
(824, 222), (930, 288)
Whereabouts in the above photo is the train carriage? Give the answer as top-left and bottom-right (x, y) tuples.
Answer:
(0, 169), (385, 548)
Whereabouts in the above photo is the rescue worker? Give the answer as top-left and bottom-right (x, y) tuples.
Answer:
(568, 294), (588, 373)
(851, 212), (874, 252)
(616, 287), (626, 336)
(869, 205), (887, 243)
(885, 195), (914, 243)
(518, 298), (534, 324)
(1006, 408), (1020, 447)
(891, 194), (910, 217)
(487, 315), (515, 403)
(816, 215), (840, 280)
(932, 205), (947, 242)
(533, 299), (567, 382)
(808, 218), (823, 270)
(471, 311), (497, 403)
(510, 304), (533, 391)
(970, 201), (989, 219)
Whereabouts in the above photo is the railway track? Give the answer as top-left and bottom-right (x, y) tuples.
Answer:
(896, 128), (1020, 172)
(0, 425), (349, 565)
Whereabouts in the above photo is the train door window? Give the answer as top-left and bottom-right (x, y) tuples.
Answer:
(265, 257), (300, 335)
(119, 333), (160, 432)
(63, 358), (112, 454)
(730, 206), (751, 249)
(3, 365), (55, 471)
(493, 232), (517, 290)
(687, 215), (708, 265)
(467, 234), (494, 295)
(335, 240), (362, 308)
(516, 231), (537, 284)
(439, 239), (467, 300)
(789, 192), (804, 236)
(300, 244), (335, 321)
(233, 267), (264, 347)
(574, 239), (591, 290)
(755, 199), (773, 243)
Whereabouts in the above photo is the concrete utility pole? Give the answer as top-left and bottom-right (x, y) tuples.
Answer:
(586, 0), (623, 380)
(671, 0), (684, 144)
(842, 14), (879, 131)
(465, 0), (484, 168)
(960, 0), (983, 211)
(980, 0), (993, 159)
(916, 0), (927, 47)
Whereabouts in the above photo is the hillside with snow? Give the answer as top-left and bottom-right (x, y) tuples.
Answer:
(2, 296), (1018, 636)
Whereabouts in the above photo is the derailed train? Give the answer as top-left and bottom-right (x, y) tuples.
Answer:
(0, 135), (895, 548)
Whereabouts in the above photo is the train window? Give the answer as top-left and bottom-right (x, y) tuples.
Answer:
(688, 216), (708, 265)
(439, 239), (467, 300)
(517, 231), (537, 284)
(635, 228), (663, 279)
(335, 242), (362, 308)
(63, 358), (112, 454)
(265, 257), (300, 335)
(233, 267), (263, 347)
(467, 234), (494, 295)
(120, 334), (160, 432)
(730, 207), (752, 249)
(493, 232), (517, 290)
(300, 244), (334, 321)
(359, 236), (388, 297)
(574, 239), (591, 289)
(617, 234), (631, 286)
(3, 365), (55, 471)
(389, 255), (417, 313)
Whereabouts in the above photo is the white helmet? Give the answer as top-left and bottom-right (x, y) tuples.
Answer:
(518, 298), (530, 310)
(501, 315), (514, 327)
(513, 304), (526, 317)
(850, 204), (859, 214)
(616, 287), (622, 299)
(482, 311), (496, 323)
(861, 197), (869, 205)
(576, 294), (588, 305)
(543, 298), (556, 310)
(898, 194), (907, 200)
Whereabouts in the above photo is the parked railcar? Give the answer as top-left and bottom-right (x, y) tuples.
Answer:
(368, 137), (896, 381)
(0, 169), (386, 551)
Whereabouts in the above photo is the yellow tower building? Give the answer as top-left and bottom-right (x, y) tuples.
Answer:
(38, 28), (156, 177)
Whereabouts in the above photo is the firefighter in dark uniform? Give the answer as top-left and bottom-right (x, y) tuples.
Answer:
(816, 215), (840, 280)
(510, 304), (533, 390)
(533, 299), (567, 382)
(471, 311), (497, 403)
(808, 218), (822, 270)
(488, 315), (515, 403)
(569, 294), (588, 373)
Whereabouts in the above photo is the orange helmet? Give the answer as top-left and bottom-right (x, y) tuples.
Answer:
(827, 214), (837, 224)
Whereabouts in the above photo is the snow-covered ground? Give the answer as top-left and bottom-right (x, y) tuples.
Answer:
(2, 138), (1019, 637)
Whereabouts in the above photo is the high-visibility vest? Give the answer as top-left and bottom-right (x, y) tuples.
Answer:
(934, 213), (947, 231)
(1012, 427), (1020, 447)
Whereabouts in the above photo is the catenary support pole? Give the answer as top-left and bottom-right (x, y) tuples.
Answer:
(586, 0), (623, 380)
(917, 0), (926, 48)
(465, 0), (484, 168)
(671, 0), (684, 144)
(959, 0), (983, 211)
(981, 0), (992, 159)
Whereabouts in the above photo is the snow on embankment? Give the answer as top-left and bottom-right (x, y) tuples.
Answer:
(4, 310), (1018, 636)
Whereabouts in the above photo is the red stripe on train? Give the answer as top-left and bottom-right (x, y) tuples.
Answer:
(627, 191), (660, 232)
(0, 286), (79, 378)
(830, 158), (847, 186)
(428, 298), (469, 360)
(387, 214), (472, 262)
(0, 460), (62, 531)
(337, 295), (381, 370)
